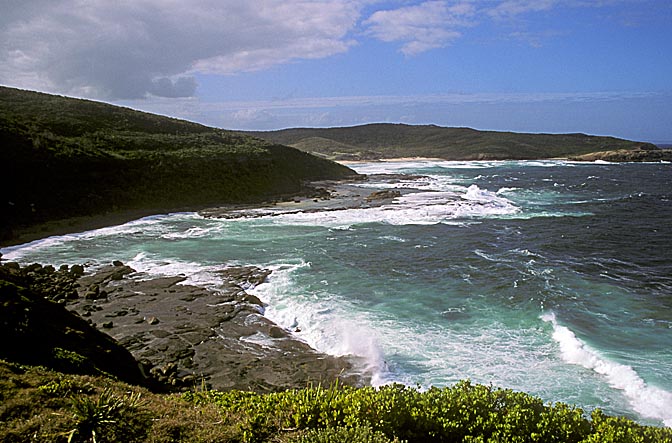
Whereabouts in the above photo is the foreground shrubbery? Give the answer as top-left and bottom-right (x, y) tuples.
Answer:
(186, 381), (672, 443)
(1, 361), (671, 443)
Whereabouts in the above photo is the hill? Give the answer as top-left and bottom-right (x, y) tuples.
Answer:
(246, 123), (658, 161)
(0, 87), (356, 244)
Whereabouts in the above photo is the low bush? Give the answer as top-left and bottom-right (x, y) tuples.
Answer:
(2, 360), (671, 443)
(187, 381), (672, 443)
(289, 425), (402, 443)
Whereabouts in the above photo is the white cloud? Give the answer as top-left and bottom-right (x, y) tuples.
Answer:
(487, 0), (559, 19)
(0, 0), (362, 99)
(363, 1), (476, 55)
(1, 0), (660, 100)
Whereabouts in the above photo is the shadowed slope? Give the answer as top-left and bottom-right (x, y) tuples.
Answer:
(0, 87), (355, 244)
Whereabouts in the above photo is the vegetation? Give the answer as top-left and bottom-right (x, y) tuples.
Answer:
(0, 86), (355, 243)
(246, 124), (658, 161)
(1, 361), (670, 443)
(0, 270), (145, 385)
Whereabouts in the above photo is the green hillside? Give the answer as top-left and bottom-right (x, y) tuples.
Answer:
(0, 87), (355, 243)
(247, 123), (658, 161)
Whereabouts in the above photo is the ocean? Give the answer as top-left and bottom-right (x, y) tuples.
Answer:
(3, 159), (671, 427)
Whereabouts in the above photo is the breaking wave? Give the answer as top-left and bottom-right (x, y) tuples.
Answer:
(542, 312), (672, 426)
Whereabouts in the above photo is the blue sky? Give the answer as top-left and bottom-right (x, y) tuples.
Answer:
(1, 1), (671, 141)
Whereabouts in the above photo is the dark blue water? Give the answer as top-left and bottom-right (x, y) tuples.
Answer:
(4, 160), (671, 426)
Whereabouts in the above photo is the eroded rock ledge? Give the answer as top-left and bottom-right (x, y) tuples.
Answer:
(0, 260), (368, 392)
(568, 148), (672, 162)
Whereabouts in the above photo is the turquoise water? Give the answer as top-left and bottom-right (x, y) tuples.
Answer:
(3, 160), (671, 427)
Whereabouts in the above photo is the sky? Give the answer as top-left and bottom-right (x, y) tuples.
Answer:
(1, 0), (671, 142)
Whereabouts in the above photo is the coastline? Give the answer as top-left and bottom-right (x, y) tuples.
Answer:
(1, 176), (403, 392)
(339, 156), (445, 165)
(7, 159), (672, 426)
(5, 152), (668, 248)
(0, 258), (370, 392)
(1, 208), (193, 249)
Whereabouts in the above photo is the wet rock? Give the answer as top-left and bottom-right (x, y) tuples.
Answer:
(218, 266), (272, 289)
(70, 264), (85, 277)
(24, 263), (43, 273)
(269, 326), (287, 339)
(4, 262), (20, 270)
(365, 189), (401, 201)
(242, 293), (264, 306)
(146, 316), (160, 325)
(59, 260), (369, 392)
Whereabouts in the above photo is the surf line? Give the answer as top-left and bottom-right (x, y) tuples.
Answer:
(541, 312), (672, 427)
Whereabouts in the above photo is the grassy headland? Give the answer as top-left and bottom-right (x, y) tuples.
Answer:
(246, 123), (659, 161)
(0, 87), (355, 245)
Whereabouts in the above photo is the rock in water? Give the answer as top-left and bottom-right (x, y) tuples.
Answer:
(365, 189), (401, 201)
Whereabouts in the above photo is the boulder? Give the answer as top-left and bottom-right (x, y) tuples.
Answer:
(218, 266), (272, 289)
(70, 264), (85, 277)
(365, 189), (401, 201)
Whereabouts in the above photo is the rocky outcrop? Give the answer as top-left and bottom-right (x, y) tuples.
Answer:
(0, 260), (367, 393)
(569, 148), (672, 162)
(366, 189), (402, 201)
(0, 264), (146, 386)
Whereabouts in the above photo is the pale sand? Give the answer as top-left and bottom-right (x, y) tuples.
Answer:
(338, 157), (445, 165)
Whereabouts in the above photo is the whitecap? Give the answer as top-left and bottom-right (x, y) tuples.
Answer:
(260, 184), (520, 228)
(542, 312), (672, 427)
(246, 261), (391, 385)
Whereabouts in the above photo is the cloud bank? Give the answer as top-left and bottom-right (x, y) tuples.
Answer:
(0, 0), (658, 100)
(0, 0), (360, 99)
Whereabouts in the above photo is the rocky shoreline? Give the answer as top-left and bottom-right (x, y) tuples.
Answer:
(0, 175), (419, 393)
(200, 174), (418, 220)
(0, 259), (370, 393)
(568, 147), (672, 162)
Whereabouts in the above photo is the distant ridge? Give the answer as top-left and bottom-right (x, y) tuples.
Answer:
(246, 123), (658, 161)
(0, 87), (355, 244)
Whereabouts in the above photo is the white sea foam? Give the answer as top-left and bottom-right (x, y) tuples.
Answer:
(262, 184), (520, 228)
(348, 161), (436, 175)
(1, 212), (197, 262)
(496, 187), (519, 194)
(542, 312), (672, 427)
(125, 252), (228, 288)
(247, 261), (390, 385)
(161, 225), (221, 240)
(245, 260), (576, 393)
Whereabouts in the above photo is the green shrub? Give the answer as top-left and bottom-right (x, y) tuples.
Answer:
(38, 376), (94, 397)
(189, 381), (672, 443)
(290, 425), (403, 443)
(67, 388), (150, 443)
(581, 409), (672, 443)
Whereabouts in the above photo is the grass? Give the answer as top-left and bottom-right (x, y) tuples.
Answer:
(0, 361), (233, 443)
(2, 361), (671, 443)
